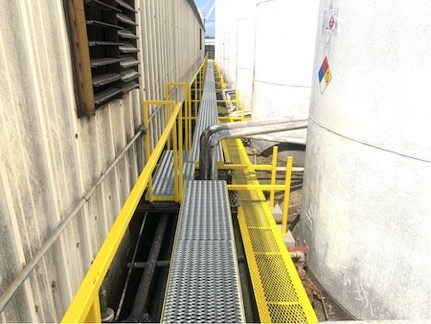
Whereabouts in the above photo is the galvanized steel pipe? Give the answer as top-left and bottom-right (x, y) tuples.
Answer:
(126, 213), (169, 322)
(209, 120), (308, 179)
(199, 118), (306, 179)
(0, 127), (145, 314)
(199, 119), (308, 180)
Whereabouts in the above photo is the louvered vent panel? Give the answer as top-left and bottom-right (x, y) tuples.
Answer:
(84, 0), (139, 107)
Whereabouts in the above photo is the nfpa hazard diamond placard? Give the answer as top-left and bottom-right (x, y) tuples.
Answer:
(318, 57), (332, 94)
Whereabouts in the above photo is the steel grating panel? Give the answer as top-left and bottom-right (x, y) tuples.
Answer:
(190, 64), (223, 162)
(222, 138), (318, 324)
(162, 180), (245, 323)
(151, 150), (194, 196)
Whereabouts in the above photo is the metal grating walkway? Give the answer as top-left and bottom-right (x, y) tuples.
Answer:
(151, 150), (194, 199)
(161, 180), (245, 323)
(190, 63), (223, 162)
(222, 138), (318, 323)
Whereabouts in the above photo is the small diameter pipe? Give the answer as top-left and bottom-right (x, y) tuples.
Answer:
(150, 211), (177, 322)
(128, 260), (170, 269)
(0, 127), (145, 314)
(126, 213), (169, 322)
(205, 120), (308, 180)
(244, 134), (306, 145)
(115, 213), (148, 321)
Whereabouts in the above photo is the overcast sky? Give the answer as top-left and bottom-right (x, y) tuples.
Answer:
(194, 0), (215, 37)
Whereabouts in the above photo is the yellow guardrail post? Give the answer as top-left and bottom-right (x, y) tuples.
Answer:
(188, 83), (192, 150)
(193, 79), (198, 120)
(83, 295), (101, 323)
(236, 89), (240, 111)
(269, 146), (279, 209)
(163, 84), (173, 150)
(214, 61), (225, 91)
(177, 102), (184, 201)
(172, 103), (178, 202)
(199, 66), (204, 98)
(143, 102), (154, 202)
(61, 100), (181, 323)
(281, 156), (293, 236)
(241, 102), (245, 121)
(164, 82), (191, 151)
(165, 102), (171, 150)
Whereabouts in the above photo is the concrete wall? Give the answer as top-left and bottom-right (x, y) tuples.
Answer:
(300, 0), (430, 319)
(0, 0), (204, 322)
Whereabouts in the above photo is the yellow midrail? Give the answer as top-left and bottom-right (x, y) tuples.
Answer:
(143, 101), (183, 202)
(220, 146), (292, 235)
(164, 82), (191, 151)
(61, 100), (183, 323)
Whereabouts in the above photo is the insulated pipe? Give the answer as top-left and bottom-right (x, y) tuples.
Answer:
(126, 213), (169, 322)
(209, 121), (308, 179)
(199, 118), (306, 179)
(201, 120), (308, 180)
(245, 134), (306, 145)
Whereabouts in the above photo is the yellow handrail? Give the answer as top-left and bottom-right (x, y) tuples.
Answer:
(143, 101), (176, 202)
(61, 100), (183, 323)
(164, 82), (191, 151)
(224, 154), (293, 237)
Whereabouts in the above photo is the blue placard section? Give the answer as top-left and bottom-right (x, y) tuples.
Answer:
(318, 67), (325, 82)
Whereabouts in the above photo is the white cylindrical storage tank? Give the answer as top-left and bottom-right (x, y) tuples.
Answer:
(219, 1), (236, 86)
(236, 0), (256, 111)
(226, 1), (238, 88)
(215, 0), (223, 64)
(300, 0), (430, 320)
(252, 0), (319, 146)
(215, 0), (227, 69)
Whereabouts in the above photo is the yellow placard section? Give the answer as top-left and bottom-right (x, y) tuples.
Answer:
(324, 69), (332, 85)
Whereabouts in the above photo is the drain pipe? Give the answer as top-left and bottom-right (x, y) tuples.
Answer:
(126, 213), (169, 322)
(199, 118), (304, 179)
(201, 120), (308, 180)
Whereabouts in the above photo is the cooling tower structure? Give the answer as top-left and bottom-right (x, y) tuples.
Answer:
(300, 0), (430, 320)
